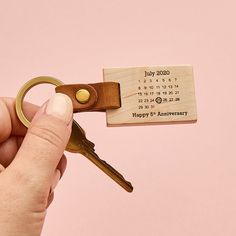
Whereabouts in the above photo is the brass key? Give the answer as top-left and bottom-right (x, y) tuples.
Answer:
(67, 120), (133, 192)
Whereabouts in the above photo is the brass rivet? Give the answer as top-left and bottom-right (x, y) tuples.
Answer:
(75, 89), (90, 104)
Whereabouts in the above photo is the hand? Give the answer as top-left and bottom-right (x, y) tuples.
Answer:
(0, 94), (73, 236)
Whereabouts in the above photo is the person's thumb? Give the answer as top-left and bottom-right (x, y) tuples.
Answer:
(9, 93), (73, 186)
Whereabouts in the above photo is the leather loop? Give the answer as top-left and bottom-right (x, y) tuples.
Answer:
(55, 82), (121, 112)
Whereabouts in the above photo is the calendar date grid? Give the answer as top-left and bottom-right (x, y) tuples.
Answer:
(137, 76), (181, 110)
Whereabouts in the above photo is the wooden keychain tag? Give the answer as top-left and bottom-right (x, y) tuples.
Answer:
(103, 65), (197, 126)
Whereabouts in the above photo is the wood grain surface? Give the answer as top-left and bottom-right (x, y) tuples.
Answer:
(104, 65), (197, 126)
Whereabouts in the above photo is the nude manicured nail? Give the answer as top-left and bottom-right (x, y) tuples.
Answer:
(46, 93), (73, 125)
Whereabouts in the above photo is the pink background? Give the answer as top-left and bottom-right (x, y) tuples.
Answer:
(0, 0), (236, 235)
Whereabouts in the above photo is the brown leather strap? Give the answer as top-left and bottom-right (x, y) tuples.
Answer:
(55, 82), (121, 112)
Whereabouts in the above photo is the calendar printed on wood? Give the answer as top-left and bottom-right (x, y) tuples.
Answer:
(103, 65), (197, 126)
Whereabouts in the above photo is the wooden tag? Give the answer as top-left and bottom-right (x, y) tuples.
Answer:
(103, 65), (197, 126)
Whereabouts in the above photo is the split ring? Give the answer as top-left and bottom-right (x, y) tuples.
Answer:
(15, 76), (64, 128)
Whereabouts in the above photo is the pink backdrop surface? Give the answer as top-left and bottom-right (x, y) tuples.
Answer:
(0, 0), (236, 235)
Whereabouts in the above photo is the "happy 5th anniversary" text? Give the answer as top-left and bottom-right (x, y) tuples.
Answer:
(132, 111), (188, 118)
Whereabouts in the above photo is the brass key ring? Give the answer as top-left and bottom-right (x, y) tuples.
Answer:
(15, 76), (64, 128)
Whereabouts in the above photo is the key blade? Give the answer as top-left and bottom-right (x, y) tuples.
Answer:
(82, 147), (133, 193)
(67, 120), (133, 192)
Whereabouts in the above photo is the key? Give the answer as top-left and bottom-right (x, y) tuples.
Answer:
(66, 120), (133, 192)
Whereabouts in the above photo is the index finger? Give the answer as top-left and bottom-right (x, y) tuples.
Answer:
(0, 97), (39, 143)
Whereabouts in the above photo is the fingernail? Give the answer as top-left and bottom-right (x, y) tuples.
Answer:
(51, 169), (61, 191)
(46, 93), (73, 125)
